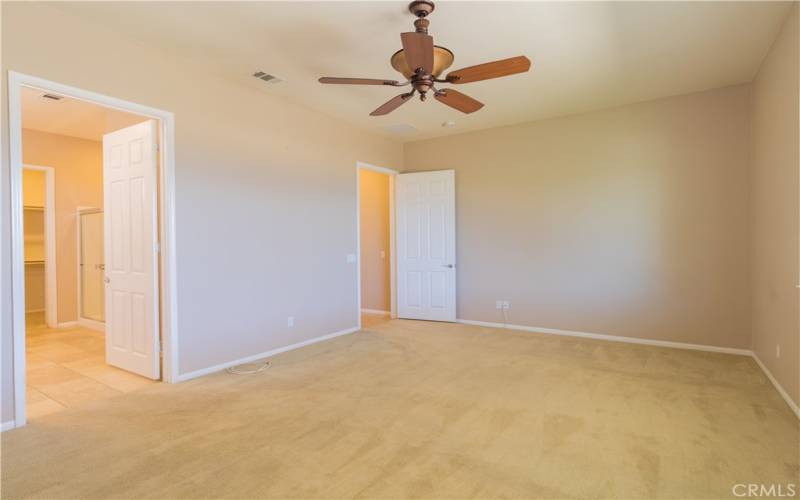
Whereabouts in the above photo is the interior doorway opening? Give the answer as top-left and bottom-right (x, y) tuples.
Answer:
(356, 162), (397, 329)
(19, 87), (159, 421)
(77, 208), (105, 331)
(8, 72), (179, 429)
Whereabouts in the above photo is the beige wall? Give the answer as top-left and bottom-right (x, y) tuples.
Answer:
(360, 169), (391, 312)
(1, 2), (403, 423)
(22, 129), (104, 324)
(22, 169), (45, 208)
(404, 85), (752, 349)
(751, 6), (799, 408)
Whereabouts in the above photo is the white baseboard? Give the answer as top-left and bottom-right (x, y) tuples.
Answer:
(56, 321), (78, 329)
(1, 420), (16, 432)
(457, 318), (752, 356)
(78, 317), (105, 332)
(361, 308), (390, 316)
(751, 352), (800, 419)
(175, 326), (360, 382)
(458, 317), (798, 419)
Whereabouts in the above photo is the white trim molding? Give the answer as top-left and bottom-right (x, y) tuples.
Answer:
(1, 421), (16, 432)
(457, 318), (752, 355)
(751, 353), (800, 419)
(176, 327), (360, 382)
(56, 321), (78, 329)
(8, 71), (180, 429)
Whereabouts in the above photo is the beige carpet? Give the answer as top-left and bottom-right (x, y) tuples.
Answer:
(2, 319), (797, 499)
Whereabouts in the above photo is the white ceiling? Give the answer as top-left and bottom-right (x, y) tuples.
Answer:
(22, 86), (148, 141)
(51, 1), (793, 142)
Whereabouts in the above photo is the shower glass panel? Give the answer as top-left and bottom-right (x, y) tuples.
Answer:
(80, 211), (105, 323)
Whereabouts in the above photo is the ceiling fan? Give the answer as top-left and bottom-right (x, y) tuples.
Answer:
(318, 0), (531, 116)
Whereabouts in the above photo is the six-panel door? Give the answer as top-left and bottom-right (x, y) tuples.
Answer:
(103, 120), (160, 379)
(396, 170), (456, 322)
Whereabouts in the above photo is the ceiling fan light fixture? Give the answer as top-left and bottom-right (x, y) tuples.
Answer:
(390, 46), (454, 79)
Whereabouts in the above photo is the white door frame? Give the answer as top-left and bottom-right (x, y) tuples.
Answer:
(22, 164), (57, 328)
(76, 207), (105, 332)
(356, 161), (398, 328)
(8, 71), (180, 429)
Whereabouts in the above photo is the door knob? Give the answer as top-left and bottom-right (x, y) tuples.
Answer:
(443, 264), (454, 268)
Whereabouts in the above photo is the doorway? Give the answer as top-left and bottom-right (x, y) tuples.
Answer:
(8, 72), (179, 428)
(22, 165), (56, 329)
(357, 162), (397, 329)
(77, 208), (105, 331)
(356, 164), (458, 327)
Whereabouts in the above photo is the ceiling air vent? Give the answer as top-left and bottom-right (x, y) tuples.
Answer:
(41, 93), (64, 101)
(252, 71), (282, 84)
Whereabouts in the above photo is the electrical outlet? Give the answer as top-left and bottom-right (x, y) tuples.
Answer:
(502, 301), (511, 310)
(776, 344), (781, 358)
(287, 316), (294, 327)
(496, 300), (503, 310)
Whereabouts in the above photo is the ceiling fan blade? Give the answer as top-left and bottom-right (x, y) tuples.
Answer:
(319, 77), (399, 85)
(400, 32), (434, 75)
(446, 56), (531, 84)
(370, 93), (413, 116)
(434, 89), (484, 114)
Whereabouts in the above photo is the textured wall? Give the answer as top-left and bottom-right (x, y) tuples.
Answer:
(751, 6), (799, 408)
(405, 86), (753, 350)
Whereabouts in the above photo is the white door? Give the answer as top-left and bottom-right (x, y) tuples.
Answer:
(103, 120), (160, 379)
(396, 170), (456, 321)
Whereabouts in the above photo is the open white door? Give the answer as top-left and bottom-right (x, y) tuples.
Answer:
(103, 120), (160, 379)
(396, 170), (456, 321)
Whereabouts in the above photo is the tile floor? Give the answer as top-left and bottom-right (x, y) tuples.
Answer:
(25, 312), (156, 420)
